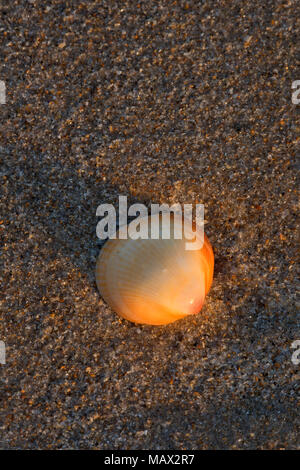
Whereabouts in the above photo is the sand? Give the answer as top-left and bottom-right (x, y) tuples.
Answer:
(0, 0), (299, 449)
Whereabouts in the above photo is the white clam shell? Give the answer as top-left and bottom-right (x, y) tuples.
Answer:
(96, 214), (214, 325)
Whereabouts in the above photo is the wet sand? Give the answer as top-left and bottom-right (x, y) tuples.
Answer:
(0, 0), (299, 449)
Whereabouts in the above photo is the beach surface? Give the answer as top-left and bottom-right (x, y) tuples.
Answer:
(0, 0), (299, 449)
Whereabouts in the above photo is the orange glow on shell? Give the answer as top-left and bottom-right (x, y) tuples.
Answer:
(96, 219), (214, 325)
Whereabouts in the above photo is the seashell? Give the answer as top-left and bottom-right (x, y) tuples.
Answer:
(95, 214), (214, 325)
